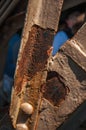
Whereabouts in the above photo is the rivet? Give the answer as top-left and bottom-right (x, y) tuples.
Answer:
(21, 102), (33, 115)
(16, 123), (28, 130)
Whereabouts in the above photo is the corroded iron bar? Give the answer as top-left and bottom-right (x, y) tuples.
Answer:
(10, 0), (64, 129)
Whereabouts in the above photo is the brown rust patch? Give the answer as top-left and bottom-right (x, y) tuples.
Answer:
(13, 25), (54, 129)
(15, 25), (54, 94)
(41, 71), (68, 106)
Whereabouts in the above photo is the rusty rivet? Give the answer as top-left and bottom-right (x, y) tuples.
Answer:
(21, 102), (33, 115)
(16, 123), (28, 130)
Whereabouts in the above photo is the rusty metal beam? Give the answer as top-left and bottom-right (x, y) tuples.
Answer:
(36, 23), (86, 130)
(10, 0), (86, 130)
(61, 23), (86, 71)
(10, 0), (64, 129)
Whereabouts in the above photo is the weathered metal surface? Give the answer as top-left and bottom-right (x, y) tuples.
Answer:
(6, 0), (86, 130)
(58, 101), (86, 130)
(22, 0), (64, 32)
(10, 0), (64, 129)
(74, 23), (86, 50)
(35, 24), (86, 130)
(10, 26), (54, 128)
(41, 72), (68, 106)
(61, 23), (86, 71)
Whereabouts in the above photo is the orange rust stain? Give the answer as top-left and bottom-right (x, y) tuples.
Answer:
(14, 25), (54, 95)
